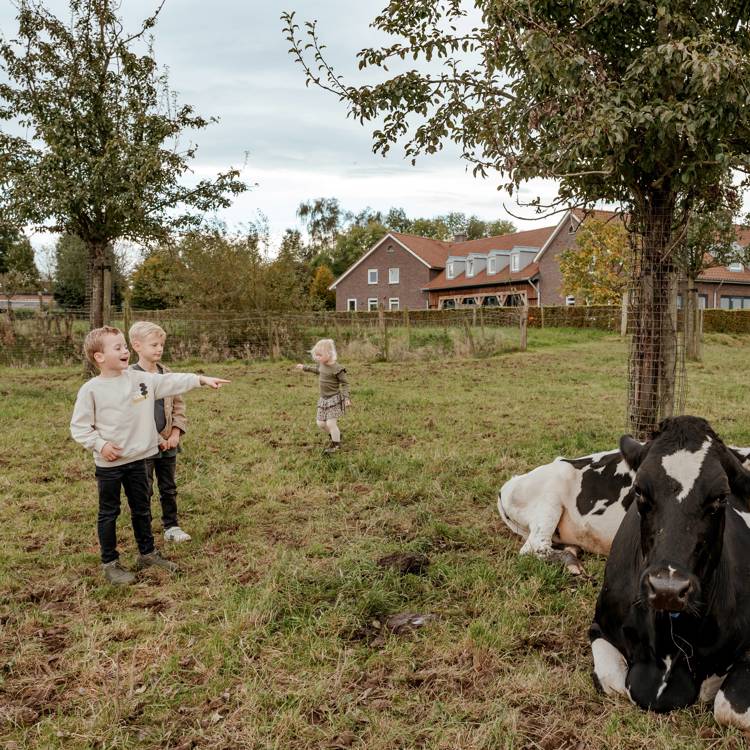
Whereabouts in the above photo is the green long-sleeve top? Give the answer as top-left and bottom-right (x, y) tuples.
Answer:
(303, 362), (350, 399)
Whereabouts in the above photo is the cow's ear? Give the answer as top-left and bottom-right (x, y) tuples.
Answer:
(620, 435), (648, 471)
(722, 448), (750, 504)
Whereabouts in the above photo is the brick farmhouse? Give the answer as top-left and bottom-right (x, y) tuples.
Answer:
(330, 208), (750, 311)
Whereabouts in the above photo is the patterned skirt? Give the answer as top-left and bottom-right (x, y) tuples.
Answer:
(316, 393), (346, 422)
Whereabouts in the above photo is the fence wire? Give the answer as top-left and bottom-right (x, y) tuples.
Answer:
(626, 214), (686, 440)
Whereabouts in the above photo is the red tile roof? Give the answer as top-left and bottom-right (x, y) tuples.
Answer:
(389, 232), (451, 269)
(392, 225), (557, 268)
(424, 262), (540, 291)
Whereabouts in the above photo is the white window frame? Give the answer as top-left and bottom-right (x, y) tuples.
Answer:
(389, 267), (400, 284)
(389, 297), (400, 311)
(347, 298), (357, 312)
(511, 255), (520, 272)
(368, 298), (378, 311)
(447, 262), (454, 279)
(488, 258), (496, 274)
(729, 262), (744, 272)
(466, 259), (474, 278)
(367, 268), (378, 284)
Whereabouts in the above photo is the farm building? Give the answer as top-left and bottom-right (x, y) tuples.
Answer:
(330, 208), (750, 310)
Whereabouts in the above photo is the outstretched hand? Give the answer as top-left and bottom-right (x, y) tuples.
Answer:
(199, 376), (230, 389)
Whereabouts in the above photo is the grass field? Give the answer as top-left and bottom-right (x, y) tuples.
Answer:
(3, 329), (750, 749)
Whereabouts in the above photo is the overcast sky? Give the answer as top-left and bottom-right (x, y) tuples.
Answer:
(1, 0), (565, 258)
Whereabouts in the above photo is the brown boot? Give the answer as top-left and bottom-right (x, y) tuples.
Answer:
(136, 550), (179, 574)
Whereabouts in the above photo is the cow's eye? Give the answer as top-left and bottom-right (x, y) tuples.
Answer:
(708, 493), (728, 513)
(635, 486), (651, 511)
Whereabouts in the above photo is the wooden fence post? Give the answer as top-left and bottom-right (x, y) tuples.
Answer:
(620, 290), (629, 337)
(267, 318), (275, 361)
(403, 306), (411, 350)
(463, 319), (476, 356)
(378, 302), (388, 361)
(519, 305), (528, 351)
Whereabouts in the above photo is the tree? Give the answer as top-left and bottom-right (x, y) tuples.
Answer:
(284, 2), (750, 436)
(174, 227), (265, 311)
(297, 198), (346, 257)
(560, 219), (630, 305)
(0, 0), (246, 328)
(53, 234), (125, 309)
(309, 264), (335, 310)
(130, 249), (183, 310)
(330, 219), (388, 277)
(264, 229), (312, 312)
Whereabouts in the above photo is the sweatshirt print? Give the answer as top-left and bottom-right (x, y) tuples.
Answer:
(70, 369), (200, 467)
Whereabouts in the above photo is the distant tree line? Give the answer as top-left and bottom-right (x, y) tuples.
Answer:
(125, 199), (516, 312)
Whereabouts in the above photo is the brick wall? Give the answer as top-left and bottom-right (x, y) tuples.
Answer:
(694, 282), (750, 309)
(536, 224), (579, 305)
(334, 239), (434, 311)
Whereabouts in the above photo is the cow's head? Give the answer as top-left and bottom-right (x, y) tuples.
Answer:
(620, 416), (750, 613)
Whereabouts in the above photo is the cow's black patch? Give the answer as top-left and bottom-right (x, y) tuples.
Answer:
(563, 451), (634, 516)
(721, 660), (750, 714)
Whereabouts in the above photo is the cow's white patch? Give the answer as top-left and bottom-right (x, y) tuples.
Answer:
(699, 673), (726, 702)
(734, 508), (750, 530)
(567, 449), (620, 464)
(656, 655), (674, 700)
(661, 438), (712, 502)
(715, 688), (750, 731)
(592, 638), (629, 697)
(615, 459), (634, 477)
(589, 498), (610, 515)
(668, 566), (676, 578)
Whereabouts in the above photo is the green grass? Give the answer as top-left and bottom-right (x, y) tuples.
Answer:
(2, 329), (750, 749)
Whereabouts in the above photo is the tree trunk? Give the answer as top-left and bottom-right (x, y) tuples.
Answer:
(88, 241), (109, 329)
(627, 194), (681, 440)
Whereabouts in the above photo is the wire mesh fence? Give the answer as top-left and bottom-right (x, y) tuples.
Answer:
(0, 307), (529, 367)
(626, 213), (687, 440)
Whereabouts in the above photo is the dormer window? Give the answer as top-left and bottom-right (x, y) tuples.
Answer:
(467, 260), (474, 277)
(488, 258), (496, 274)
(447, 262), (454, 279)
(729, 262), (744, 272)
(511, 255), (520, 272)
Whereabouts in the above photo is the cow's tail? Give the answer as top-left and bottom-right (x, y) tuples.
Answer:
(497, 475), (528, 538)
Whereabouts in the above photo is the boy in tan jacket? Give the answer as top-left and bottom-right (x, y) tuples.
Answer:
(129, 321), (192, 543)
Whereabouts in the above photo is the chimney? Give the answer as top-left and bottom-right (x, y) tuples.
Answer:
(453, 233), (467, 243)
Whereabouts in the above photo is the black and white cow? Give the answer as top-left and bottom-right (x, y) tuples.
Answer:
(497, 442), (750, 572)
(590, 416), (750, 729)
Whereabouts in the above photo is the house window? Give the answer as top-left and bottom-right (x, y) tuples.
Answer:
(447, 262), (454, 279)
(466, 260), (474, 277)
(389, 297), (399, 311)
(389, 268), (400, 284)
(720, 295), (750, 310)
(488, 258), (496, 274)
(511, 255), (520, 272)
(368, 269), (378, 284)
(347, 299), (357, 312)
(729, 262), (744, 272)
(368, 298), (378, 311)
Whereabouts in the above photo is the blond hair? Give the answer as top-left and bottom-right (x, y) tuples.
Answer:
(128, 321), (166, 343)
(83, 326), (123, 366)
(311, 338), (337, 363)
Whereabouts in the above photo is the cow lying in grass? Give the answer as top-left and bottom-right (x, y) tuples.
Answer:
(497, 439), (750, 574)
(591, 416), (750, 730)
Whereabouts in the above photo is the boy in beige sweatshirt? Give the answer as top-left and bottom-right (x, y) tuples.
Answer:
(70, 326), (229, 585)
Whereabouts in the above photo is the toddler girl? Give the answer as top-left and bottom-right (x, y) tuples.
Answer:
(296, 338), (351, 453)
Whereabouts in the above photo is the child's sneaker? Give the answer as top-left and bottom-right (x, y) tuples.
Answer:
(136, 550), (179, 574)
(102, 560), (136, 586)
(323, 441), (341, 454)
(164, 526), (192, 543)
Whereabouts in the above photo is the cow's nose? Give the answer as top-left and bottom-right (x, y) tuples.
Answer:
(646, 572), (692, 611)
